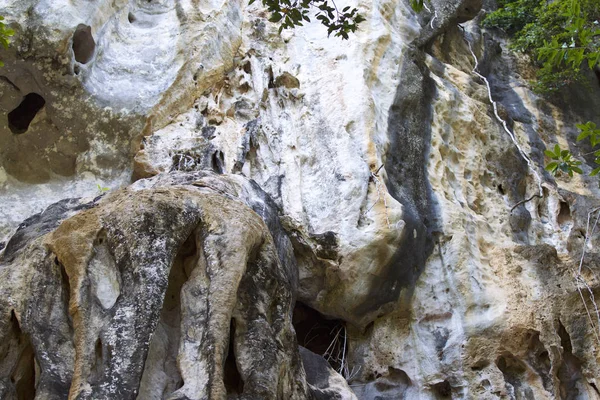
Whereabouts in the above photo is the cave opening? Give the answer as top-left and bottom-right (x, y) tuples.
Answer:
(223, 319), (244, 395)
(432, 380), (452, 398)
(7, 93), (46, 134)
(293, 302), (347, 372)
(557, 201), (572, 226)
(72, 24), (95, 64)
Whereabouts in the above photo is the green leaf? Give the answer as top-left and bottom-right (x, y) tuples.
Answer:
(577, 131), (590, 141)
(269, 12), (283, 22)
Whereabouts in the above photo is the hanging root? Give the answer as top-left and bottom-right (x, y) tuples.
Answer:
(573, 207), (600, 346)
(457, 27), (600, 347)
(578, 207), (600, 275)
(510, 194), (543, 212)
(322, 324), (361, 381)
(422, 2), (438, 29)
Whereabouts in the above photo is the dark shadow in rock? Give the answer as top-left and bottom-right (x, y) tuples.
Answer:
(7, 311), (37, 400)
(224, 320), (244, 395)
(7, 93), (46, 134)
(557, 201), (572, 227)
(352, 367), (412, 400)
(72, 24), (95, 64)
(358, 47), (439, 318)
(496, 352), (536, 399)
(432, 380), (452, 398)
(525, 330), (553, 393)
(557, 320), (584, 400)
(293, 302), (345, 372)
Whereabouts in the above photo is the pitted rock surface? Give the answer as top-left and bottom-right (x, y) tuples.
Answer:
(1, 0), (600, 398)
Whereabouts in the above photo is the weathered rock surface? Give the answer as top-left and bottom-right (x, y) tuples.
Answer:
(1, 173), (314, 399)
(1, 0), (600, 398)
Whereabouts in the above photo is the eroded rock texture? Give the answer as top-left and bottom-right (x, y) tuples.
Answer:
(1, 174), (308, 399)
(1, 0), (600, 398)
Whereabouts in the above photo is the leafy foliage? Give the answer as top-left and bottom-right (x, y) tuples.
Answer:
(253, 0), (427, 39)
(96, 183), (110, 194)
(544, 122), (600, 177)
(250, 0), (365, 39)
(482, 0), (540, 35)
(0, 16), (15, 67)
(544, 144), (583, 177)
(575, 121), (600, 176)
(483, 0), (600, 93)
(409, 0), (426, 13)
(485, 1), (600, 182)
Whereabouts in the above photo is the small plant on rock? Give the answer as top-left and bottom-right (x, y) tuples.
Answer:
(544, 144), (583, 177)
(0, 16), (15, 67)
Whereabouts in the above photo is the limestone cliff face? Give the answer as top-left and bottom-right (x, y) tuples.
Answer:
(0, 0), (599, 399)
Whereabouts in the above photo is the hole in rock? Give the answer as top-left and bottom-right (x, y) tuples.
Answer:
(496, 353), (527, 377)
(591, 382), (600, 396)
(72, 24), (95, 64)
(10, 311), (36, 400)
(10, 310), (22, 337)
(128, 12), (136, 23)
(224, 320), (244, 395)
(89, 338), (104, 385)
(242, 60), (252, 74)
(73, 65), (80, 75)
(293, 302), (346, 371)
(538, 351), (550, 369)
(370, 367), (412, 396)
(267, 67), (275, 89)
(557, 320), (584, 398)
(481, 379), (492, 390)
(211, 150), (224, 174)
(57, 259), (73, 331)
(526, 331), (552, 392)
(8, 93), (46, 134)
(557, 201), (572, 226)
(497, 184), (505, 195)
(432, 380), (452, 398)
(496, 352), (535, 397)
